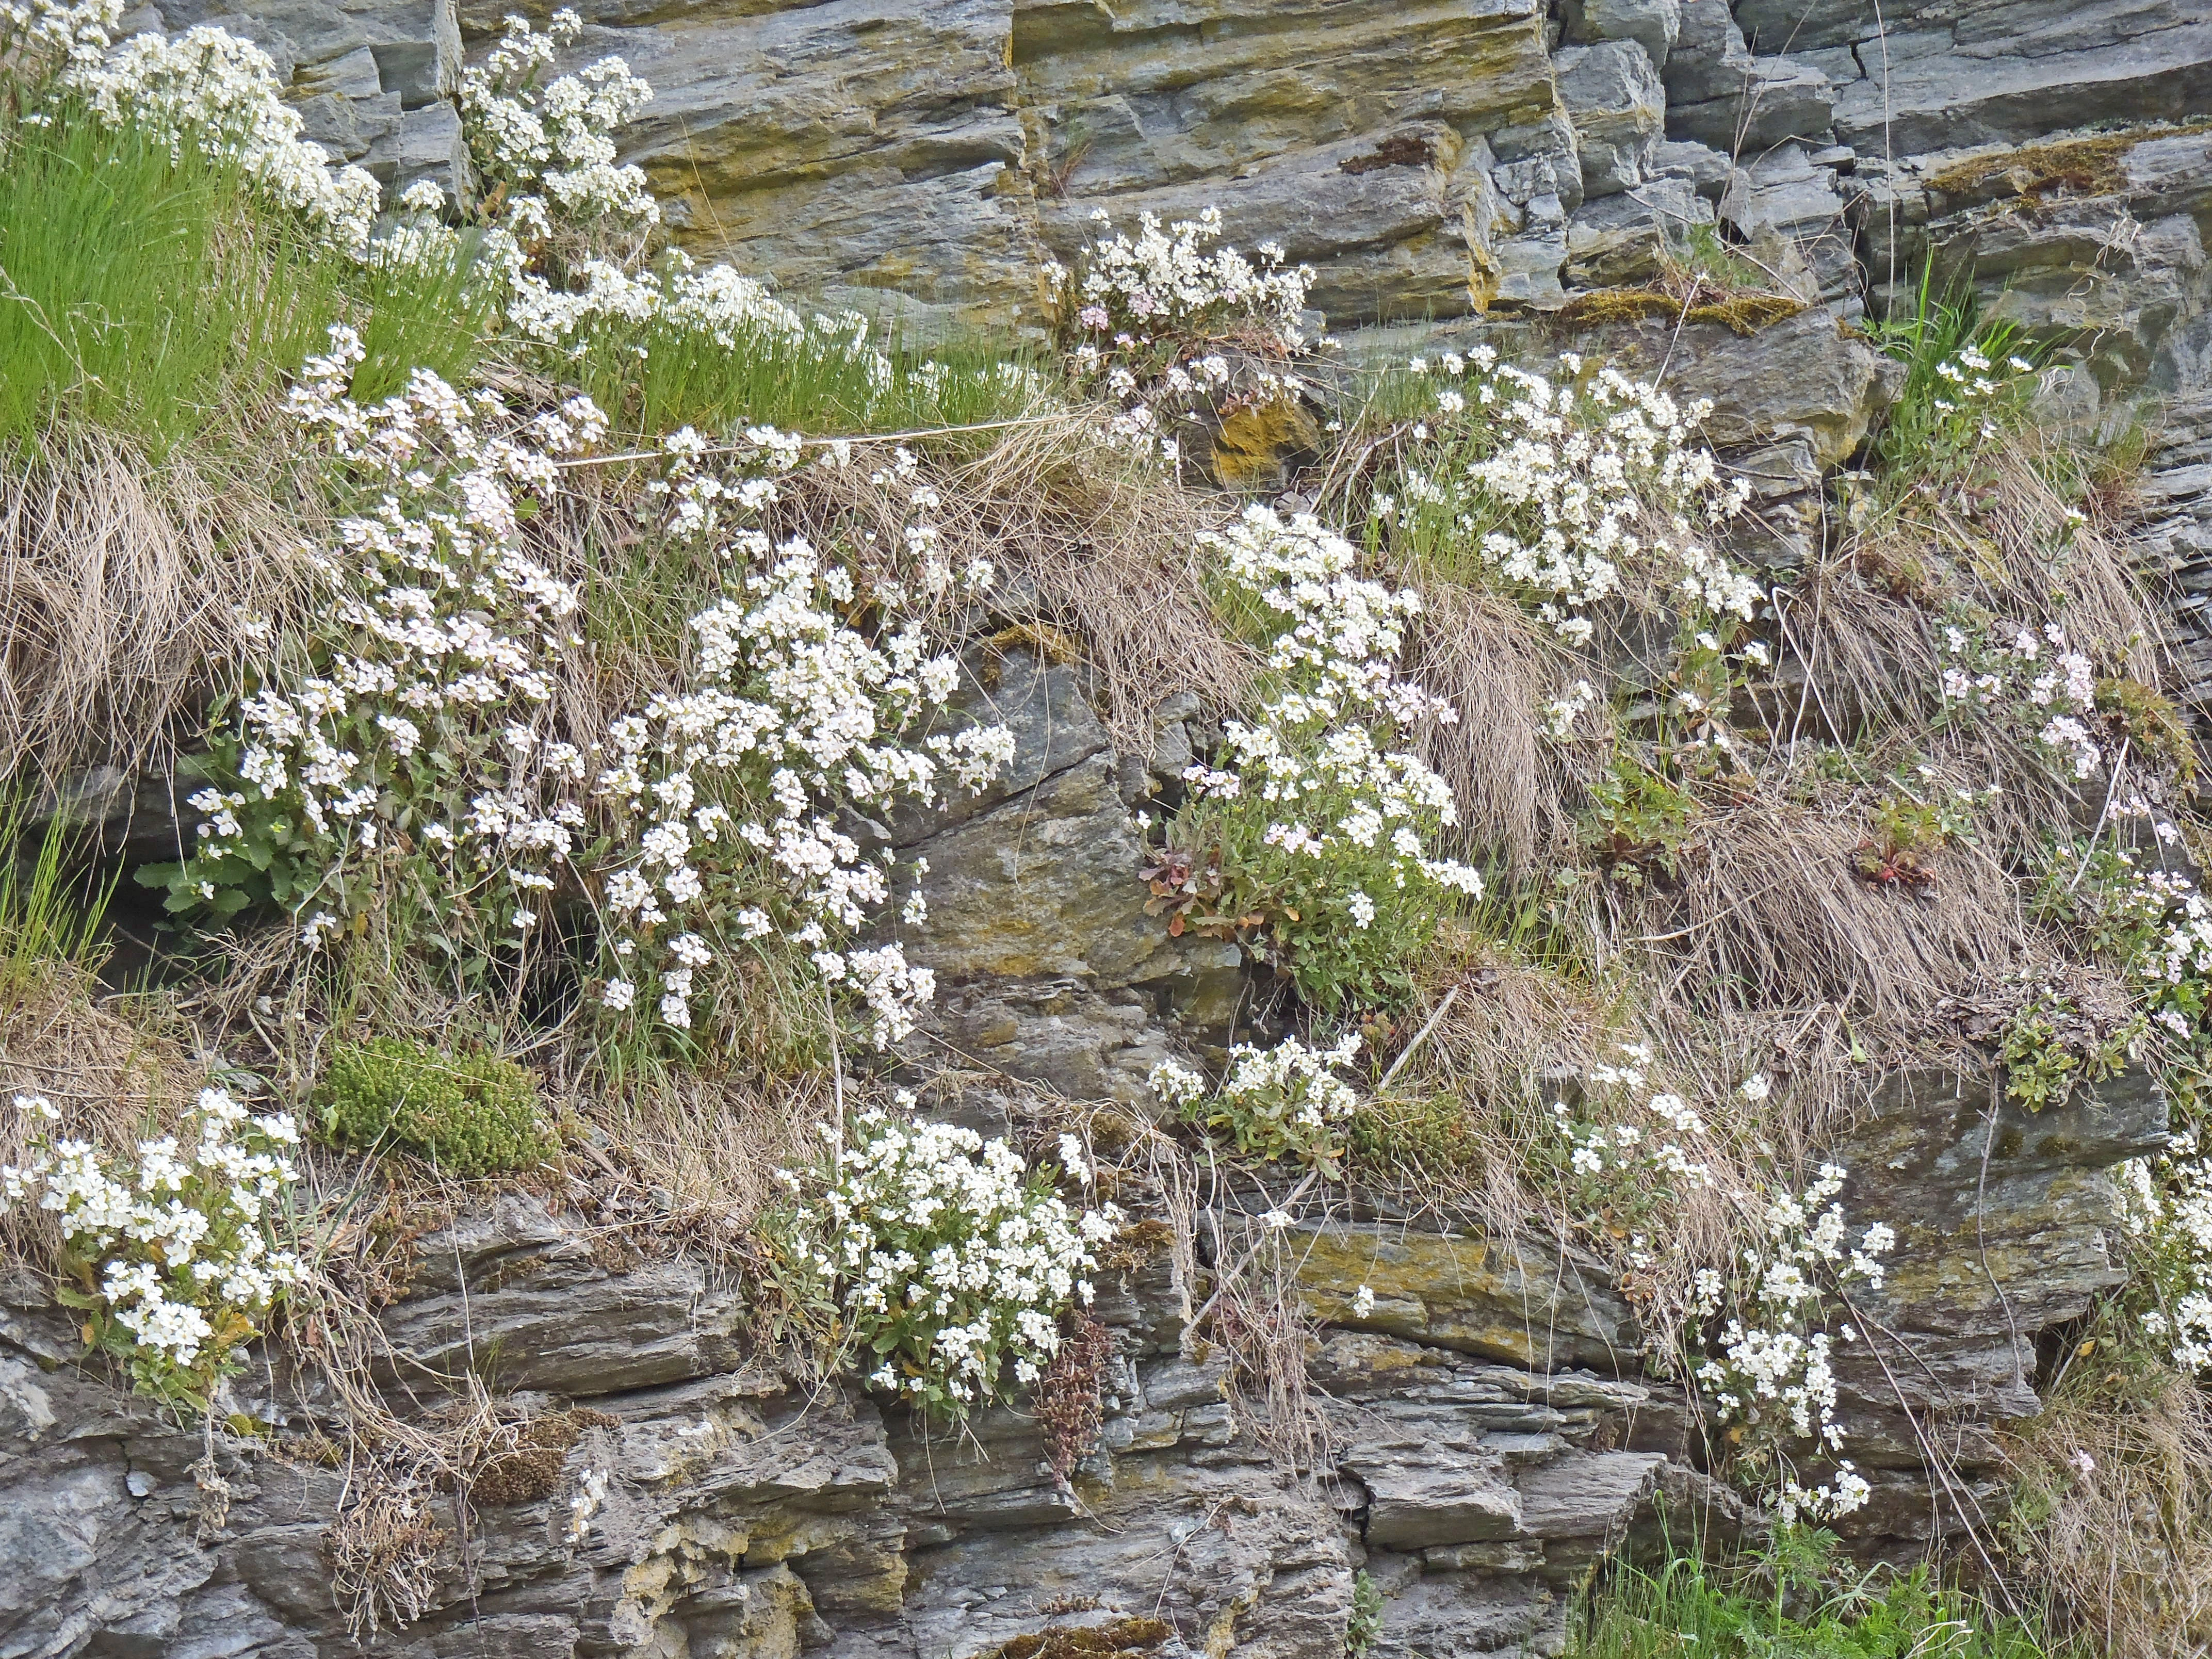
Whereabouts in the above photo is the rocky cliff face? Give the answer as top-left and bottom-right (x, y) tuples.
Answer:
(0, 649), (2172, 1659)
(147, 0), (2212, 353)
(143, 0), (2212, 678)
(7, 3), (2212, 1656)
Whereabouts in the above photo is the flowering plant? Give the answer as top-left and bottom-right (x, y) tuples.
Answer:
(0, 0), (116, 77)
(1935, 615), (2112, 783)
(1875, 334), (2039, 490)
(1693, 1162), (1892, 1523)
(11, 0), (382, 253)
(158, 328), (1013, 1051)
(587, 433), (1012, 1046)
(768, 1108), (1120, 1415)
(1389, 352), (1757, 640)
(460, 9), (657, 265)
(1157, 506), (1480, 1010)
(1152, 1033), (1363, 1170)
(1044, 206), (1313, 371)
(1541, 1047), (1718, 1261)
(153, 327), (597, 975)
(3, 1089), (306, 1411)
(2118, 1130), (2212, 1373)
(1041, 208), (1318, 466)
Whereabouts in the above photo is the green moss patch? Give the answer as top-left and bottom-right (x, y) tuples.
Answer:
(317, 1036), (549, 1177)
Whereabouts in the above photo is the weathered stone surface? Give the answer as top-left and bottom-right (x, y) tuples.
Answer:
(2132, 395), (2212, 729)
(1554, 40), (1666, 200)
(1564, 175), (1712, 287)
(1550, 305), (1893, 467)
(887, 647), (1244, 1101)
(1822, 1067), (2166, 1547)
(161, 0), (463, 190)
(1660, 0), (1832, 153)
(377, 1194), (750, 1394)
(1718, 140), (1853, 305)
(0, 1047), (2173, 1654)
(1562, 0), (1681, 70)
(1827, 9), (2212, 157)
(1292, 1224), (1637, 1371)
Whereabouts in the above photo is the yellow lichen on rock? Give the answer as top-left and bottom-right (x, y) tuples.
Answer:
(1207, 396), (1322, 491)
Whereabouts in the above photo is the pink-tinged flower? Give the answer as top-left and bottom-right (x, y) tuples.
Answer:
(1078, 304), (1110, 330)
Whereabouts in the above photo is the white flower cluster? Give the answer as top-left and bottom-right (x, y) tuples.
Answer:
(182, 331), (1011, 1047)
(1553, 1087), (1714, 1209)
(1928, 343), (2035, 434)
(2120, 1129), (2212, 1372)
(2057, 845), (2211, 1042)
(1046, 205), (1314, 364)
(1543, 1045), (1729, 1285)
(506, 247), (898, 402)
(591, 434), (1013, 1043)
(60, 14), (380, 250)
(2, 1089), (304, 1400)
(184, 326), (594, 944)
(460, 10), (657, 248)
(777, 1107), (1120, 1410)
(1693, 1162), (1892, 1523)
(1186, 506), (1480, 897)
(0, 0), (115, 73)
(1937, 619), (2104, 780)
(510, 250), (794, 349)
(1410, 353), (1756, 641)
(1155, 1032), (1363, 1167)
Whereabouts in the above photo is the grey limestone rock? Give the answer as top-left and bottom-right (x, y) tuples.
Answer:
(1561, 0), (1681, 70)
(1553, 39), (1668, 200)
(1565, 175), (1714, 287)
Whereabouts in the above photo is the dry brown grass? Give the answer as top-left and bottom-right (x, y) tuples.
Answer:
(0, 426), (321, 786)
(1407, 586), (1585, 869)
(1795, 442), (2160, 744)
(1622, 796), (2031, 1020)
(792, 417), (1258, 751)
(2004, 1359), (2212, 1658)
(559, 1067), (827, 1261)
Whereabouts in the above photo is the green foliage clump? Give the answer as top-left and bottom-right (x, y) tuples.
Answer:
(2093, 675), (2196, 779)
(564, 299), (1049, 443)
(1849, 791), (1977, 891)
(1582, 752), (1699, 888)
(1155, 1033), (1364, 1171)
(1997, 988), (2140, 1114)
(1572, 1528), (2067, 1659)
(1867, 274), (2038, 493)
(1344, 1569), (1384, 1657)
(0, 803), (113, 995)
(317, 1037), (548, 1176)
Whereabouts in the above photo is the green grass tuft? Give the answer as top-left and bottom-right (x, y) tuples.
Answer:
(1572, 1528), (2070, 1658)
(0, 106), (486, 454)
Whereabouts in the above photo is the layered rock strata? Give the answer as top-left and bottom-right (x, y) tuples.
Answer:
(0, 649), (2167, 1658)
